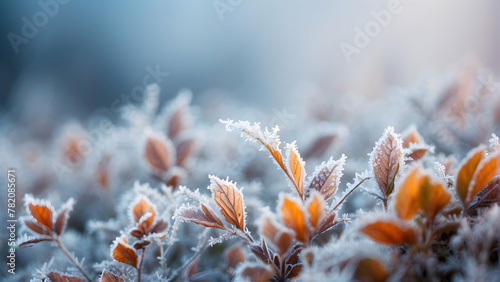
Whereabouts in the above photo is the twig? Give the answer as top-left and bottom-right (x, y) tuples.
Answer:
(56, 237), (92, 282)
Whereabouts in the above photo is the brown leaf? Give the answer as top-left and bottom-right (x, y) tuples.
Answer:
(19, 237), (53, 247)
(286, 142), (306, 198)
(111, 235), (138, 268)
(175, 204), (225, 230)
(176, 138), (198, 168)
(353, 258), (389, 282)
(281, 196), (308, 242)
(167, 96), (191, 140)
(100, 270), (125, 282)
(28, 202), (53, 232)
(64, 136), (85, 165)
(467, 175), (500, 214)
(307, 192), (325, 229)
(54, 208), (68, 235)
(225, 245), (246, 269)
(371, 127), (403, 198)
(303, 133), (337, 159)
(260, 214), (294, 255)
(306, 155), (345, 200)
(210, 176), (246, 231)
(144, 135), (175, 172)
(360, 220), (417, 245)
(47, 271), (86, 282)
(24, 220), (52, 235)
(96, 156), (111, 189)
(241, 265), (274, 282)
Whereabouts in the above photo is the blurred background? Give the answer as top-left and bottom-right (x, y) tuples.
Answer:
(0, 0), (499, 123)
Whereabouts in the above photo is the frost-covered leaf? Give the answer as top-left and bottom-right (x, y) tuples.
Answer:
(370, 127), (403, 198)
(285, 141), (306, 198)
(395, 168), (450, 220)
(175, 203), (225, 230)
(47, 271), (86, 282)
(306, 155), (346, 200)
(467, 175), (500, 215)
(100, 270), (125, 282)
(111, 235), (138, 268)
(209, 176), (246, 231)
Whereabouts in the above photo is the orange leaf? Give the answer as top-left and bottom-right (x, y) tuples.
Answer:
(307, 192), (325, 229)
(401, 125), (424, 148)
(111, 235), (138, 268)
(209, 176), (246, 231)
(468, 154), (498, 203)
(371, 127), (403, 197)
(175, 203), (225, 230)
(286, 142), (306, 198)
(131, 197), (156, 229)
(456, 147), (484, 205)
(29, 202), (53, 232)
(360, 220), (417, 245)
(281, 196), (308, 242)
(418, 174), (451, 219)
(306, 155), (345, 200)
(144, 135), (175, 172)
(394, 168), (421, 221)
(353, 258), (389, 282)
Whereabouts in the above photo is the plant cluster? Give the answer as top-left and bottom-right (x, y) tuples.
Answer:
(2, 66), (500, 281)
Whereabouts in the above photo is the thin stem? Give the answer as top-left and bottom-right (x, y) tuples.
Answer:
(382, 198), (388, 212)
(56, 237), (92, 282)
(332, 177), (370, 211)
(138, 248), (146, 282)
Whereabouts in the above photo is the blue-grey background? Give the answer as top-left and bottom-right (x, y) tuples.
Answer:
(0, 0), (499, 121)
